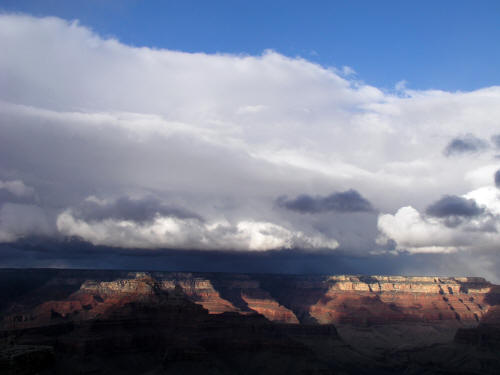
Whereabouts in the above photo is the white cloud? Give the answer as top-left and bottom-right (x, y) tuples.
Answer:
(378, 183), (500, 254)
(56, 210), (338, 251)
(464, 186), (500, 216)
(464, 165), (499, 188)
(341, 66), (356, 76)
(394, 80), (407, 92)
(377, 206), (464, 253)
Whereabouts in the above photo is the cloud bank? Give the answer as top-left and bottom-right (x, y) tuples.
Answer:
(1, 14), (500, 278)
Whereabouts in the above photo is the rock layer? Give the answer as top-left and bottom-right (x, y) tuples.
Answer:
(2, 272), (498, 329)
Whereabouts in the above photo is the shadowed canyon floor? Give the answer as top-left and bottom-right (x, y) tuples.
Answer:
(1, 269), (499, 374)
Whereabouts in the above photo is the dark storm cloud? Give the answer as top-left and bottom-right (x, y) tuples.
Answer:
(426, 195), (484, 218)
(277, 189), (374, 214)
(495, 170), (500, 189)
(2, 238), (499, 283)
(0, 189), (33, 205)
(443, 134), (488, 156)
(75, 196), (203, 223)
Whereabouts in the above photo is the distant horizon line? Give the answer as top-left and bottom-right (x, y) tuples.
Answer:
(0, 266), (490, 282)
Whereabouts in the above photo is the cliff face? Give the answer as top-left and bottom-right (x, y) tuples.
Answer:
(161, 273), (496, 326)
(307, 275), (491, 325)
(2, 272), (497, 330)
(1, 270), (500, 375)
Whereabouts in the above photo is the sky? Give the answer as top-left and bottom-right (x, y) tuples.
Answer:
(1, 2), (500, 281)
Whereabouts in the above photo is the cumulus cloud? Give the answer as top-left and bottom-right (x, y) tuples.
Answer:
(426, 195), (483, 218)
(378, 183), (500, 254)
(56, 210), (339, 251)
(2, 12), (500, 273)
(464, 186), (500, 216)
(277, 189), (374, 214)
(377, 206), (463, 254)
(443, 134), (489, 156)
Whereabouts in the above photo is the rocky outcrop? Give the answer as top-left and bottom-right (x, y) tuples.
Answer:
(241, 291), (299, 324)
(2, 272), (498, 330)
(160, 275), (241, 314)
(155, 273), (498, 326)
(304, 275), (493, 325)
(2, 273), (200, 329)
(160, 273), (299, 323)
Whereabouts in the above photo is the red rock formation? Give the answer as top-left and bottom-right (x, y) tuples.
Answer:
(3, 273), (196, 329)
(3, 272), (499, 330)
(160, 274), (299, 323)
(161, 275), (240, 314)
(244, 275), (495, 326)
(241, 291), (299, 324)
(2, 270), (500, 374)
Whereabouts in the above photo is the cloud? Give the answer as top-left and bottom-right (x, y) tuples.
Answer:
(277, 189), (374, 214)
(464, 186), (500, 216)
(1, 13), (500, 273)
(378, 206), (462, 254)
(3, 239), (500, 283)
(0, 203), (53, 242)
(495, 170), (500, 188)
(443, 134), (489, 156)
(0, 180), (49, 241)
(378, 185), (500, 254)
(0, 180), (35, 198)
(56, 210), (339, 251)
(75, 196), (203, 223)
(491, 134), (500, 149)
(426, 195), (483, 218)
(341, 66), (356, 76)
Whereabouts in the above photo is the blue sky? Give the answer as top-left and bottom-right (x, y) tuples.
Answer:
(2, 0), (499, 91)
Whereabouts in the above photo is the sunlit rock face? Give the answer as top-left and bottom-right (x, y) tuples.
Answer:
(306, 275), (492, 325)
(166, 274), (496, 326)
(2, 271), (497, 330)
(2, 272), (204, 329)
(161, 274), (300, 323)
(452, 284), (500, 350)
(158, 274), (496, 327)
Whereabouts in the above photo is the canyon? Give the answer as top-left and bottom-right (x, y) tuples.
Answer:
(1, 269), (499, 374)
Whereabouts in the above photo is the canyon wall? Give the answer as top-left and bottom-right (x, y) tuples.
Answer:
(2, 271), (498, 329)
(1, 269), (500, 374)
(160, 273), (496, 326)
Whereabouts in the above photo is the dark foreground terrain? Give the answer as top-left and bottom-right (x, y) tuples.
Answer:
(1, 269), (499, 374)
